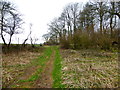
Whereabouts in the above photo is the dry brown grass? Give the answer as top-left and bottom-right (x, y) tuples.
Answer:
(60, 49), (118, 88)
(2, 46), (44, 87)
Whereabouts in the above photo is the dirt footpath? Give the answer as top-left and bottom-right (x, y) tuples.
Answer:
(33, 51), (55, 88)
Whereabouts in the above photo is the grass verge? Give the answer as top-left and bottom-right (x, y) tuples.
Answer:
(52, 46), (65, 88)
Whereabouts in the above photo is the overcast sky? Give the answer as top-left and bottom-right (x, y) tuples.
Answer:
(0, 0), (89, 44)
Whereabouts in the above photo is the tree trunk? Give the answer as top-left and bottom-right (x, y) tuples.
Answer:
(110, 15), (113, 37)
(1, 15), (7, 45)
(8, 35), (12, 47)
(70, 25), (72, 37)
(67, 25), (70, 36)
(100, 18), (103, 34)
(1, 31), (7, 45)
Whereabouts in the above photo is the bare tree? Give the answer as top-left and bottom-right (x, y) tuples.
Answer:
(48, 18), (65, 42)
(79, 2), (95, 35)
(42, 33), (50, 42)
(0, 1), (12, 45)
(0, 1), (23, 46)
(30, 36), (38, 47)
(96, 2), (108, 34)
(6, 13), (23, 47)
(70, 3), (80, 33)
(22, 23), (32, 46)
(111, 1), (120, 18)
(62, 3), (80, 35)
(62, 6), (72, 37)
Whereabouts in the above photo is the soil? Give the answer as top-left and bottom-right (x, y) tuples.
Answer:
(33, 51), (55, 88)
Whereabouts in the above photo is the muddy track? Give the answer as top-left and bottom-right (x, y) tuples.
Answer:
(33, 50), (55, 88)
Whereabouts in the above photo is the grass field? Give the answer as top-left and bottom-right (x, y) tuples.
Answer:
(2, 46), (119, 88)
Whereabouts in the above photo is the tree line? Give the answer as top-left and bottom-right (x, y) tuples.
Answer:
(43, 1), (119, 50)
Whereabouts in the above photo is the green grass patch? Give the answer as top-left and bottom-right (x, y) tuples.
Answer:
(52, 46), (65, 88)
(28, 46), (52, 81)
